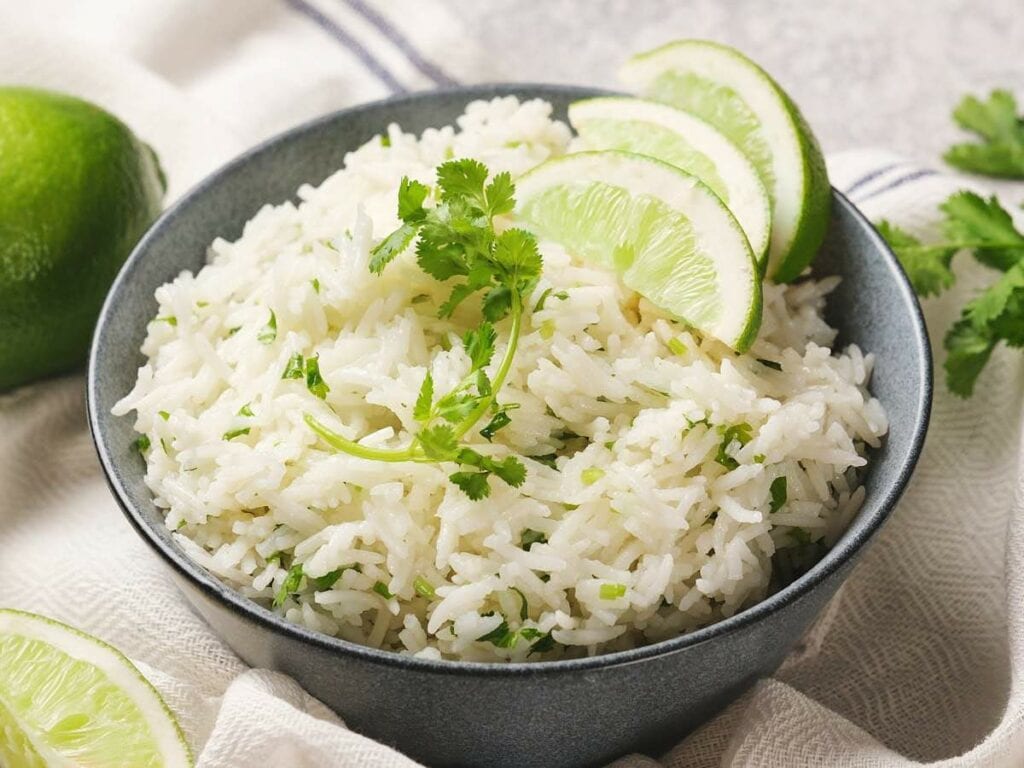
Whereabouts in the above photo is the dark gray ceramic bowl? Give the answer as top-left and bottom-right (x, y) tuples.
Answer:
(88, 85), (931, 768)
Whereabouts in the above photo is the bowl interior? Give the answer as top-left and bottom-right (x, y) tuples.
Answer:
(88, 84), (932, 673)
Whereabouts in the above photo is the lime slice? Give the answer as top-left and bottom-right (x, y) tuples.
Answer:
(515, 150), (761, 351)
(620, 39), (830, 283)
(0, 609), (192, 768)
(569, 96), (771, 268)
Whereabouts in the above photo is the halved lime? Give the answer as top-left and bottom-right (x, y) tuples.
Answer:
(515, 150), (761, 351)
(620, 39), (830, 283)
(569, 96), (771, 268)
(0, 609), (192, 768)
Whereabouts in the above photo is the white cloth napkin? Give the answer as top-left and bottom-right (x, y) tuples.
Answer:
(1, 2), (1022, 765)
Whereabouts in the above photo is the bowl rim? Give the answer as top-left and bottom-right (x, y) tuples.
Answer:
(87, 83), (933, 677)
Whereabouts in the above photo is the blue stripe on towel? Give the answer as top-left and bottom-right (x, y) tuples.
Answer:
(854, 168), (938, 203)
(342, 0), (459, 87)
(284, 0), (408, 94)
(842, 162), (905, 196)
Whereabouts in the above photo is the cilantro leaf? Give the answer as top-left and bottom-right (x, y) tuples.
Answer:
(527, 631), (556, 655)
(493, 228), (542, 287)
(943, 90), (1024, 179)
(305, 354), (330, 400)
(369, 223), (418, 274)
(413, 371), (434, 422)
(223, 427), (251, 441)
(438, 282), (481, 319)
(397, 177), (430, 223)
(876, 220), (956, 297)
(282, 353), (304, 379)
(520, 528), (547, 550)
(309, 568), (345, 591)
(257, 310), (278, 344)
(274, 564), (304, 608)
(463, 322), (496, 371)
(484, 171), (515, 216)
(481, 285), (513, 322)
(769, 476), (788, 513)
(415, 237), (470, 281)
(417, 424), (459, 460)
(943, 262), (1024, 396)
(941, 192), (1024, 271)
(944, 317), (997, 398)
(489, 455), (526, 487)
(450, 470), (491, 500)
(479, 410), (511, 441)
(436, 158), (489, 205)
(435, 391), (481, 424)
(373, 581), (395, 599)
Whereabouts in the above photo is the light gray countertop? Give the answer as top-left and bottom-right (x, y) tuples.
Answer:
(449, 0), (1023, 166)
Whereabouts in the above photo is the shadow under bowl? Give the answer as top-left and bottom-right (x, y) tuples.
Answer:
(87, 84), (932, 768)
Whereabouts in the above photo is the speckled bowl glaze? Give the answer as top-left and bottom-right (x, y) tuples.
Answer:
(88, 85), (931, 768)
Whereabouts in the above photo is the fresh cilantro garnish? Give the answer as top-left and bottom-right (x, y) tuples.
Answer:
(158, 410), (170, 421)
(223, 427), (251, 441)
(282, 353), (304, 379)
(273, 564), (304, 608)
(413, 576), (436, 598)
(757, 358), (782, 371)
(520, 528), (548, 550)
(943, 90), (1024, 179)
(155, 315), (177, 326)
(715, 423), (753, 470)
(599, 583), (627, 600)
(135, 434), (151, 453)
(510, 587), (529, 621)
(533, 287), (568, 312)
(237, 403), (254, 417)
(309, 568), (344, 591)
(525, 630), (556, 656)
(667, 337), (688, 356)
(257, 310), (277, 344)
(307, 159), (539, 499)
(311, 278), (321, 294)
(304, 354), (329, 400)
(876, 191), (1024, 396)
(581, 467), (605, 485)
(372, 581), (395, 599)
(769, 476), (788, 513)
(476, 617), (517, 648)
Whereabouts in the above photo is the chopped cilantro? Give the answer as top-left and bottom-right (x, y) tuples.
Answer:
(414, 576), (436, 598)
(223, 427), (251, 441)
(135, 434), (151, 453)
(581, 467), (605, 485)
(757, 358), (783, 371)
(510, 587), (529, 621)
(257, 310), (277, 344)
(155, 315), (177, 326)
(599, 583), (627, 600)
(282, 353), (304, 379)
(273, 564), (304, 607)
(237, 403), (254, 417)
(311, 278), (321, 294)
(158, 410), (170, 421)
(372, 581), (394, 599)
(769, 476), (788, 513)
(304, 354), (330, 399)
(667, 338), (687, 356)
(715, 423), (753, 470)
(520, 529), (548, 550)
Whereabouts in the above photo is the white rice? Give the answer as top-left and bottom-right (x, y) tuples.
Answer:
(113, 97), (888, 662)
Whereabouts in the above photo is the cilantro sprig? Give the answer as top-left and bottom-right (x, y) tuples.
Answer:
(878, 191), (1024, 396)
(306, 159), (540, 500)
(943, 90), (1024, 179)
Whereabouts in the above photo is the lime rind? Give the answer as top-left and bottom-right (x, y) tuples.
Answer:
(569, 96), (772, 269)
(0, 609), (192, 768)
(621, 38), (830, 283)
(515, 150), (761, 350)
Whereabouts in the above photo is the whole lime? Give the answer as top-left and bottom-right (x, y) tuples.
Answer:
(0, 87), (165, 390)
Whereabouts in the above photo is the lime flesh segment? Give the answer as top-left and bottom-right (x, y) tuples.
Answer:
(515, 150), (761, 351)
(0, 609), (192, 768)
(569, 96), (771, 268)
(621, 39), (830, 283)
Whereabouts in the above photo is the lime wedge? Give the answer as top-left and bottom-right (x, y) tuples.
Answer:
(569, 96), (771, 268)
(620, 39), (830, 283)
(0, 609), (192, 768)
(515, 150), (761, 351)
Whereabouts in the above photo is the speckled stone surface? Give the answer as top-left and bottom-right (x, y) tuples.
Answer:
(447, 0), (1024, 166)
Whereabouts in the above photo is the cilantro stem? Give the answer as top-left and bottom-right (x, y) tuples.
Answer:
(452, 293), (522, 441)
(304, 413), (425, 463)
